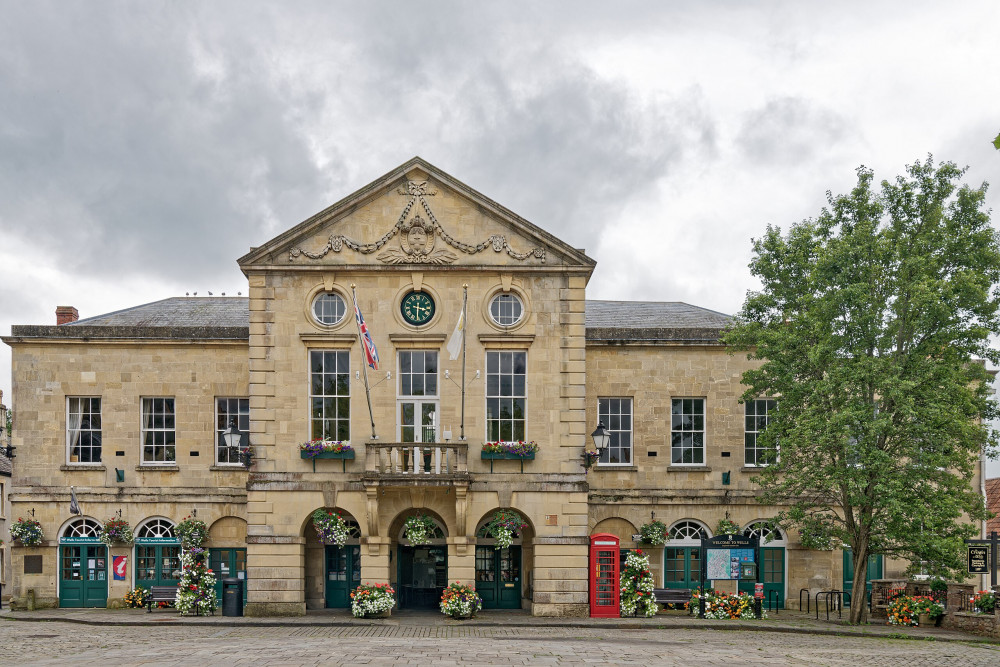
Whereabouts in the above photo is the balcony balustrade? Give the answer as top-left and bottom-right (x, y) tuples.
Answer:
(363, 442), (469, 484)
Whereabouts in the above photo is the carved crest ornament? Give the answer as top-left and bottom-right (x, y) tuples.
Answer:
(288, 180), (546, 265)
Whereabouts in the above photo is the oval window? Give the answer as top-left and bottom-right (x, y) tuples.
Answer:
(312, 292), (347, 326)
(489, 293), (523, 327)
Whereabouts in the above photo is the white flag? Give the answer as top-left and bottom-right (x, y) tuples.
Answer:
(446, 308), (465, 360)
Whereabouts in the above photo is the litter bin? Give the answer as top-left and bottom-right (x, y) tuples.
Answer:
(222, 577), (244, 617)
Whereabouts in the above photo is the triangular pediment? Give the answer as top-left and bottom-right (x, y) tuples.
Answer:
(238, 157), (595, 271)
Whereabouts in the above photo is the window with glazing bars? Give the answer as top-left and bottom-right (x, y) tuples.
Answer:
(310, 350), (350, 441)
(486, 351), (525, 442)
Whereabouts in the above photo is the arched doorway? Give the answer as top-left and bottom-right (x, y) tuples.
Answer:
(208, 516), (248, 604)
(475, 509), (532, 609)
(134, 518), (181, 590)
(302, 509), (363, 610)
(738, 521), (787, 607)
(663, 519), (709, 590)
(395, 512), (447, 610)
(59, 517), (107, 608)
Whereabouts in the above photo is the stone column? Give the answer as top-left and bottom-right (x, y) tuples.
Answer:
(530, 536), (589, 617)
(447, 536), (475, 585)
(360, 536), (392, 584)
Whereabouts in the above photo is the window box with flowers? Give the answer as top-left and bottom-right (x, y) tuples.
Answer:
(100, 517), (135, 546)
(481, 441), (538, 472)
(300, 440), (355, 471)
(11, 517), (44, 546)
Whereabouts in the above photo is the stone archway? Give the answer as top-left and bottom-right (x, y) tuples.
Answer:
(301, 508), (363, 610)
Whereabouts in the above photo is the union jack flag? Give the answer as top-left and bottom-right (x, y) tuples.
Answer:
(354, 300), (379, 370)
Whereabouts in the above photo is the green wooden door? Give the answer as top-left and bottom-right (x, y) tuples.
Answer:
(475, 545), (521, 609)
(842, 550), (883, 606)
(136, 544), (182, 589)
(60, 544), (108, 608)
(210, 548), (248, 604)
(663, 547), (701, 589)
(325, 545), (361, 608)
(738, 547), (785, 607)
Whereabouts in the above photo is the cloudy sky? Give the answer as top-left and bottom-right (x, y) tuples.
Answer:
(1, 1), (998, 474)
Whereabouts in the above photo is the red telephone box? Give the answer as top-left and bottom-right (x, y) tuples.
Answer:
(589, 533), (620, 617)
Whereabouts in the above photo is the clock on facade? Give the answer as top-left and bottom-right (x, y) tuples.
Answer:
(400, 291), (435, 325)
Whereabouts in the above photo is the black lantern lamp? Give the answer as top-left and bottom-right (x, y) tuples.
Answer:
(223, 419), (242, 450)
(591, 421), (611, 452)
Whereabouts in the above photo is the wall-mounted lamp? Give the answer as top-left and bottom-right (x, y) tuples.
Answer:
(591, 421), (610, 452)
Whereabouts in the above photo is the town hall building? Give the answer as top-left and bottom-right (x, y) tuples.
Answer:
(3, 158), (980, 615)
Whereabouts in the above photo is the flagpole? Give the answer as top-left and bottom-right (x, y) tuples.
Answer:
(460, 284), (468, 441)
(351, 284), (377, 440)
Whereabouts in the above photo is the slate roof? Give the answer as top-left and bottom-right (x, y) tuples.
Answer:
(8, 297), (731, 343)
(585, 300), (732, 343)
(987, 477), (1000, 537)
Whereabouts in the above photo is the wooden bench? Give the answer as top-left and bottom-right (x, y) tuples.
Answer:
(147, 586), (180, 612)
(653, 588), (693, 613)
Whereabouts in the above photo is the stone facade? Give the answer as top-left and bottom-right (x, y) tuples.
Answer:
(1, 157), (988, 615)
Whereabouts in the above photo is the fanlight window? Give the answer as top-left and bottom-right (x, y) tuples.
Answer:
(669, 520), (708, 541)
(137, 519), (176, 538)
(64, 518), (102, 538)
(343, 518), (362, 539)
(743, 522), (784, 545)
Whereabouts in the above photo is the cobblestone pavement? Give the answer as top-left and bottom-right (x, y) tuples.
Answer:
(1, 621), (999, 665)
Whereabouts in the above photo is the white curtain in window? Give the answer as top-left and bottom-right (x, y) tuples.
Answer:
(68, 404), (82, 456)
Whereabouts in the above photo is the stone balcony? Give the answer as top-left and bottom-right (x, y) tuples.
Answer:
(361, 442), (471, 487)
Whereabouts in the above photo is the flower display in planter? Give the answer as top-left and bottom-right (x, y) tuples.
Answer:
(970, 590), (996, 614)
(10, 517), (44, 546)
(638, 520), (668, 546)
(123, 587), (151, 609)
(481, 441), (539, 457)
(350, 582), (396, 618)
(312, 509), (350, 546)
(175, 547), (218, 616)
(403, 514), (438, 545)
(480, 509), (527, 549)
(440, 582), (482, 619)
(911, 595), (945, 621)
(886, 594), (919, 626)
(619, 550), (658, 617)
(100, 517), (135, 546)
(300, 440), (354, 457)
(714, 518), (741, 536)
(697, 590), (765, 620)
(175, 516), (208, 548)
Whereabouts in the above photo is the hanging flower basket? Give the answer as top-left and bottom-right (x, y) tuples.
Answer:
(638, 520), (668, 546)
(312, 509), (350, 546)
(175, 516), (208, 548)
(100, 517), (135, 546)
(403, 514), (438, 545)
(11, 517), (43, 546)
(480, 509), (527, 549)
(714, 518), (741, 536)
(582, 449), (600, 470)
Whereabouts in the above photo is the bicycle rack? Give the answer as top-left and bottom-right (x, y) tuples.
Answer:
(800, 588), (810, 614)
(766, 589), (780, 613)
(815, 590), (845, 621)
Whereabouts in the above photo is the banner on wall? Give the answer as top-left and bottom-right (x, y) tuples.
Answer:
(113, 555), (128, 581)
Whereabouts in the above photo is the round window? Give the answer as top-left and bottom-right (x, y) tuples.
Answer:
(312, 292), (347, 326)
(489, 293), (523, 327)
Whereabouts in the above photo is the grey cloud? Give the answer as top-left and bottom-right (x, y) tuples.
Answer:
(737, 97), (851, 165)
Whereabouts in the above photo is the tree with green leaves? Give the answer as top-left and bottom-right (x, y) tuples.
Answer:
(725, 156), (999, 624)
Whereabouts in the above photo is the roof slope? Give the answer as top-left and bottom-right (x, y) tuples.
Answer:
(586, 300), (732, 343)
(69, 297), (249, 327)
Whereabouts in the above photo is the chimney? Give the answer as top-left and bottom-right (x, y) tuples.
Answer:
(56, 306), (79, 325)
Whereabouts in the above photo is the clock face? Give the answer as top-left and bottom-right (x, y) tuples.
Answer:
(401, 291), (435, 325)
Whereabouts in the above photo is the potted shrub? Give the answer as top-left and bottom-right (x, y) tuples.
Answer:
(638, 520), (668, 546)
(350, 583), (395, 618)
(175, 515), (208, 548)
(10, 517), (43, 546)
(312, 509), (350, 546)
(100, 517), (135, 546)
(440, 582), (482, 619)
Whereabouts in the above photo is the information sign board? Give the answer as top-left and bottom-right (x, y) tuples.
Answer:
(968, 546), (989, 574)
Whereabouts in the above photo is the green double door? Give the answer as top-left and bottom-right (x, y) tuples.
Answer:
(136, 543), (182, 588)
(475, 546), (521, 609)
(842, 550), (883, 606)
(397, 546), (447, 609)
(738, 547), (785, 608)
(210, 548), (248, 604)
(325, 545), (361, 608)
(60, 543), (108, 607)
(663, 547), (701, 589)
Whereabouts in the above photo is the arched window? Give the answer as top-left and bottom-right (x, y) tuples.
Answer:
(743, 521), (785, 545)
(668, 520), (709, 542)
(136, 519), (176, 539)
(63, 517), (102, 538)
